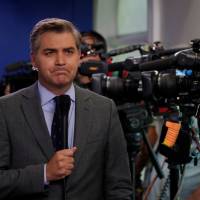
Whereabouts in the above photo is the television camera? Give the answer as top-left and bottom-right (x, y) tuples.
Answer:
(79, 38), (200, 163)
(79, 40), (200, 115)
(79, 39), (200, 200)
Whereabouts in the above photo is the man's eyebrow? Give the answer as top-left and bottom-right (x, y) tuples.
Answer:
(43, 48), (57, 52)
(43, 47), (76, 51)
(63, 47), (76, 50)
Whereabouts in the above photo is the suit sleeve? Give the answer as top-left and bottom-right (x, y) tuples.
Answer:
(104, 100), (133, 200)
(0, 103), (47, 199)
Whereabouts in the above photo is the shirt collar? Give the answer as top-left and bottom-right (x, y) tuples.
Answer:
(37, 81), (75, 106)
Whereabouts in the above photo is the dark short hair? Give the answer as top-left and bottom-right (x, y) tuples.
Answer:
(30, 18), (81, 53)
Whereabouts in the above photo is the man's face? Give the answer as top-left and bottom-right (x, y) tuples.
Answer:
(31, 31), (80, 94)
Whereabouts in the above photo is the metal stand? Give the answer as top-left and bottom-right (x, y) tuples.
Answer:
(129, 156), (136, 200)
(127, 129), (164, 200)
(118, 102), (164, 200)
(169, 163), (179, 200)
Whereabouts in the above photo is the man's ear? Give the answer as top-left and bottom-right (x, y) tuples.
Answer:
(30, 53), (36, 66)
(30, 53), (38, 71)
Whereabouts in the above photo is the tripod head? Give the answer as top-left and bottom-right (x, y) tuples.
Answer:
(118, 102), (152, 156)
(117, 102), (164, 179)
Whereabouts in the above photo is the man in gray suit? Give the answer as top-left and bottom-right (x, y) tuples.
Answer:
(0, 18), (132, 200)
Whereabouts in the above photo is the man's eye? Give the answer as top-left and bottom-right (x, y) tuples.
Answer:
(44, 50), (56, 56)
(65, 49), (74, 54)
(45, 51), (54, 56)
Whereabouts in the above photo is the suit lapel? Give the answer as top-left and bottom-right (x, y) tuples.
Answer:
(73, 86), (93, 164)
(67, 86), (93, 186)
(21, 84), (54, 160)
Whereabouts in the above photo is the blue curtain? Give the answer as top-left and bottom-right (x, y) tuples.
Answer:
(0, 0), (93, 77)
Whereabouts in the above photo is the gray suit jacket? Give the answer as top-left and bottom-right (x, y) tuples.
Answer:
(0, 83), (132, 200)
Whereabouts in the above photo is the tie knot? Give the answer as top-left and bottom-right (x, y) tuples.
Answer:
(54, 95), (71, 116)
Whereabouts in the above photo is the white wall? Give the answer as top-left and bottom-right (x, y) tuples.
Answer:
(93, 0), (117, 38)
(93, 0), (148, 48)
(94, 0), (200, 49)
(151, 0), (200, 48)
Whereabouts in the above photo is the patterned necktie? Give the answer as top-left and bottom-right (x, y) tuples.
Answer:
(51, 95), (71, 151)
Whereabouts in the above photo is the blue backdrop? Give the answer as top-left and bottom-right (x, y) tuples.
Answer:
(0, 0), (93, 77)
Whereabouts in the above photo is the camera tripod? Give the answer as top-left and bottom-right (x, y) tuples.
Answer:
(118, 102), (164, 200)
(158, 104), (200, 200)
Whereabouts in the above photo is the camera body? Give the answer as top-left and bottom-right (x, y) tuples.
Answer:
(78, 40), (200, 164)
(91, 69), (200, 106)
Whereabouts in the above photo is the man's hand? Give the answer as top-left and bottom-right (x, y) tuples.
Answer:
(46, 147), (77, 181)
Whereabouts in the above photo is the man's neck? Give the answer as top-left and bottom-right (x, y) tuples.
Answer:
(38, 81), (72, 95)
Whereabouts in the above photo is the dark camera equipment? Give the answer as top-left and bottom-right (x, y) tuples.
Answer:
(77, 38), (200, 199)
(92, 72), (144, 104)
(78, 60), (107, 76)
(159, 106), (192, 165)
(105, 41), (189, 61)
(116, 102), (164, 200)
(107, 44), (143, 57)
(90, 39), (200, 155)
(90, 40), (200, 106)
(81, 30), (107, 53)
(0, 61), (37, 95)
(85, 39), (200, 200)
(80, 42), (107, 60)
(117, 102), (163, 175)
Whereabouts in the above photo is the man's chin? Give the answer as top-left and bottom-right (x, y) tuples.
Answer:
(54, 79), (72, 88)
(52, 75), (74, 88)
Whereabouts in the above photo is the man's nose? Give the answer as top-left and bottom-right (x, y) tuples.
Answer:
(56, 52), (66, 65)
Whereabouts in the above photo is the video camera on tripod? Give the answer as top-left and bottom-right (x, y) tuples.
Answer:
(79, 38), (200, 162)
(78, 39), (200, 199)
(78, 40), (200, 108)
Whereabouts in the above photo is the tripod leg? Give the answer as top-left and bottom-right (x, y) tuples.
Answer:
(141, 130), (164, 179)
(169, 164), (179, 200)
(130, 156), (135, 200)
